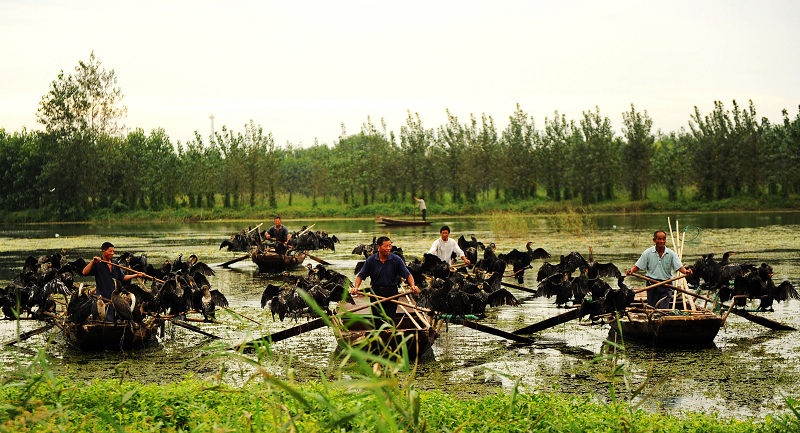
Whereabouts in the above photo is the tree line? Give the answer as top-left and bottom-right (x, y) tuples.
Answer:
(1, 54), (799, 219)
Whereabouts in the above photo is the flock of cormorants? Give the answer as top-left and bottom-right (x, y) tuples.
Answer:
(2, 252), (229, 327)
(220, 226), (339, 254)
(4, 231), (798, 342)
(684, 252), (798, 311)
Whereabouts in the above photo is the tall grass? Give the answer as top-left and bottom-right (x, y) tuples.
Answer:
(547, 206), (597, 236)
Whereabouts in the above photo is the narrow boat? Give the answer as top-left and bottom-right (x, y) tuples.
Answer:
(375, 217), (432, 227)
(54, 317), (164, 350)
(608, 308), (722, 346)
(333, 293), (437, 360)
(250, 248), (307, 273)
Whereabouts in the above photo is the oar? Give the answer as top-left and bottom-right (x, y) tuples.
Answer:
(233, 291), (412, 351)
(512, 308), (583, 335)
(628, 273), (796, 331)
(360, 292), (533, 344)
(500, 281), (537, 294)
(450, 318), (533, 344)
(220, 254), (250, 267)
(304, 252), (331, 266)
(4, 322), (56, 346)
(170, 319), (221, 339)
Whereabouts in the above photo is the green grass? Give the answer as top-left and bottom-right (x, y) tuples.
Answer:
(2, 190), (799, 224)
(2, 374), (796, 432)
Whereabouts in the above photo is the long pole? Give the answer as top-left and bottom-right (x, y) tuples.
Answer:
(632, 274), (687, 294)
(102, 260), (164, 283)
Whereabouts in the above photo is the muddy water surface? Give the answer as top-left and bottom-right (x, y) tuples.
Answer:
(1, 212), (799, 418)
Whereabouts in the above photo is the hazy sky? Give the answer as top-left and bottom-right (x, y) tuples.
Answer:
(2, 0), (798, 146)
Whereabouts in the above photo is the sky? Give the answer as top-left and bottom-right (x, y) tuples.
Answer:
(1, 0), (798, 146)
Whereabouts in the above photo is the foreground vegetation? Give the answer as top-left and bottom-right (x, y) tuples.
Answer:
(2, 326), (800, 433)
(2, 53), (800, 222)
(5, 378), (796, 432)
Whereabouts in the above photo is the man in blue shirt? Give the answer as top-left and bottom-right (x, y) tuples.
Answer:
(266, 216), (291, 244)
(350, 236), (418, 324)
(626, 230), (692, 308)
(82, 242), (145, 322)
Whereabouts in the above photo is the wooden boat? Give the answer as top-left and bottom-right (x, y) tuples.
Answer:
(608, 308), (722, 346)
(375, 217), (431, 227)
(54, 317), (164, 351)
(251, 248), (307, 272)
(332, 293), (437, 359)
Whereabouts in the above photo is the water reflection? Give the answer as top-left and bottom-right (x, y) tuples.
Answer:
(1, 212), (799, 418)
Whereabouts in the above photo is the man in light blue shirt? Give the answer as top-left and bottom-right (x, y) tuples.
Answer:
(626, 230), (692, 308)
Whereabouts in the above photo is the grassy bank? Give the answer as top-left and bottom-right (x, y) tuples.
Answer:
(2, 192), (799, 224)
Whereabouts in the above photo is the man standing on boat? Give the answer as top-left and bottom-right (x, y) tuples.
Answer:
(350, 236), (418, 325)
(265, 216), (291, 245)
(428, 225), (470, 266)
(82, 242), (145, 322)
(413, 196), (426, 221)
(626, 230), (692, 308)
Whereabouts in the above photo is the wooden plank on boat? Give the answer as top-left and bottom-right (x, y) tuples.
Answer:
(513, 308), (583, 335)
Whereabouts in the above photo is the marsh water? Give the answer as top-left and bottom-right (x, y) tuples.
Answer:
(2, 212), (800, 418)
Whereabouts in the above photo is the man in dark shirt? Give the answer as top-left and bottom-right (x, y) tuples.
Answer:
(82, 242), (145, 322)
(350, 236), (418, 325)
(265, 216), (291, 244)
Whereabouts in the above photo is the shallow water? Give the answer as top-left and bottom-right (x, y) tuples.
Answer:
(2, 212), (800, 418)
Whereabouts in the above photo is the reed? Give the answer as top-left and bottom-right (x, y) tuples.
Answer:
(547, 206), (597, 235)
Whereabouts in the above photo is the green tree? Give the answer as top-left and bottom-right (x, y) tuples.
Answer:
(37, 51), (126, 135)
(620, 104), (654, 200)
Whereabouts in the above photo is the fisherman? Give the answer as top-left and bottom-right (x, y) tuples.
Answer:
(82, 242), (145, 322)
(626, 230), (692, 308)
(413, 196), (427, 221)
(349, 236), (418, 325)
(428, 225), (471, 266)
(265, 216), (291, 244)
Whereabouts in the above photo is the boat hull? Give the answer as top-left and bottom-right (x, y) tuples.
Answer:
(334, 295), (436, 360)
(609, 310), (722, 346)
(251, 250), (307, 272)
(375, 217), (431, 227)
(59, 319), (162, 351)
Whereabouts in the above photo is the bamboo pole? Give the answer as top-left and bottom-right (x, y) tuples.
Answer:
(632, 274), (687, 294)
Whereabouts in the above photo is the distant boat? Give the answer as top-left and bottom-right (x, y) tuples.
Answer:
(375, 217), (432, 227)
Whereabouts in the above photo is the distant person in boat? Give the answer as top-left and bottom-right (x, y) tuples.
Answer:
(429, 225), (471, 266)
(350, 236), (418, 325)
(626, 230), (692, 309)
(82, 242), (145, 322)
(265, 216), (291, 245)
(413, 196), (426, 221)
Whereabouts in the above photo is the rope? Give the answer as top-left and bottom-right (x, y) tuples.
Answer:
(681, 225), (702, 244)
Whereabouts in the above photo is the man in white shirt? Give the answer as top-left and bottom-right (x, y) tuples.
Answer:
(428, 225), (471, 266)
(413, 196), (427, 221)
